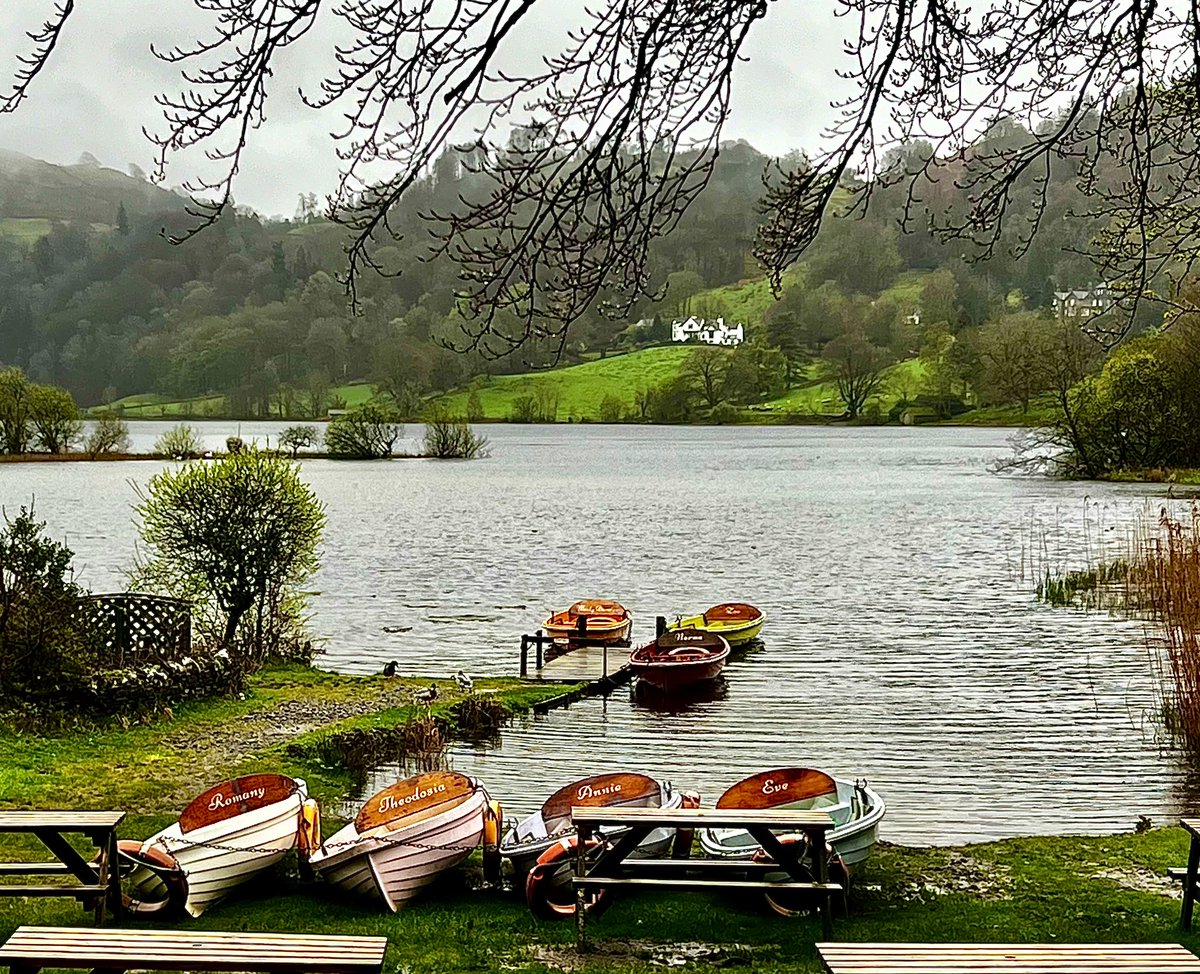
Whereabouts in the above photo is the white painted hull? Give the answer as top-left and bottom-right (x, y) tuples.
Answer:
(133, 782), (306, 917)
(502, 783), (684, 880)
(311, 790), (485, 912)
(698, 778), (885, 870)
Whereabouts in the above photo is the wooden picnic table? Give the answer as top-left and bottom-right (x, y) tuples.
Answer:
(0, 926), (388, 974)
(571, 806), (841, 949)
(0, 812), (124, 925)
(1177, 818), (1200, 930)
(817, 943), (1200, 973)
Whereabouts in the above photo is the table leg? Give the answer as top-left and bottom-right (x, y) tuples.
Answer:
(812, 828), (832, 939)
(575, 824), (592, 953)
(104, 829), (123, 923)
(1184, 833), (1200, 930)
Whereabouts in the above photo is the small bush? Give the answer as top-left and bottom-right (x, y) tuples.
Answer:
(85, 412), (131, 457)
(279, 425), (319, 457)
(466, 391), (484, 422)
(29, 385), (83, 453)
(154, 423), (203, 458)
(510, 394), (538, 423)
(423, 408), (489, 459)
(599, 394), (625, 423)
(708, 402), (739, 424)
(326, 404), (401, 459)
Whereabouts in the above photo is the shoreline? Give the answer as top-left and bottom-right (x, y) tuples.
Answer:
(2, 664), (1197, 973)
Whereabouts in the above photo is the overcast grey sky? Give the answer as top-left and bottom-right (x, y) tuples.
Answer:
(0, 1), (849, 218)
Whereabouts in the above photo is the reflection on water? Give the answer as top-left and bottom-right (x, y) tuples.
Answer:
(9, 422), (1198, 844)
(631, 674), (731, 715)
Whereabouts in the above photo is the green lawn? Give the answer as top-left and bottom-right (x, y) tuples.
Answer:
(0, 217), (113, 246)
(435, 346), (696, 421)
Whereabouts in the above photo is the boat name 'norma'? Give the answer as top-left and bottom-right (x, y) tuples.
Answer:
(208, 787), (267, 810)
(577, 783), (622, 801)
(761, 779), (790, 796)
(380, 783), (448, 813)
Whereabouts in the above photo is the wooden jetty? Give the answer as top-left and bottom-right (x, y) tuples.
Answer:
(519, 617), (670, 690)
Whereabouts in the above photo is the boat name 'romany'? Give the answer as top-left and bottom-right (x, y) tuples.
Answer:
(380, 783), (447, 814)
(208, 787), (266, 811)
(761, 779), (790, 796)
(577, 783), (622, 801)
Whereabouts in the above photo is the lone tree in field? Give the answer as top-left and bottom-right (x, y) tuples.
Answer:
(134, 450), (326, 665)
(6, 0), (1198, 348)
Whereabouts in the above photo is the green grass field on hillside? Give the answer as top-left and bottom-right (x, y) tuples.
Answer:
(0, 217), (113, 246)
(436, 346), (696, 420)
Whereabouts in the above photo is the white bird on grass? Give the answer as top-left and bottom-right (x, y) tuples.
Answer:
(455, 670), (474, 693)
(413, 683), (439, 705)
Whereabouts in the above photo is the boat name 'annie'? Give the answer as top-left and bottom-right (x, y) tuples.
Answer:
(380, 783), (448, 814)
(577, 783), (622, 800)
(761, 779), (789, 796)
(208, 787), (267, 810)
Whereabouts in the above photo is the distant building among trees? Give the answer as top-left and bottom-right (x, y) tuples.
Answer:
(671, 316), (745, 346)
(1053, 285), (1114, 321)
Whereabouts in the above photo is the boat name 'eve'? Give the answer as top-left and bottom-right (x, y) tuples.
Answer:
(577, 783), (622, 800)
(380, 783), (448, 813)
(208, 787), (267, 810)
(761, 779), (790, 796)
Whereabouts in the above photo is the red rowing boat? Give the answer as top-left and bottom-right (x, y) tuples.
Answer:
(628, 628), (730, 690)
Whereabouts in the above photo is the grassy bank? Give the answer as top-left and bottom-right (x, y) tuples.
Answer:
(2, 664), (1197, 972)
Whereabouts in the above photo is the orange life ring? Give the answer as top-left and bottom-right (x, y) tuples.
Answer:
(115, 840), (189, 919)
(524, 835), (611, 921)
(482, 798), (504, 886)
(752, 835), (848, 917)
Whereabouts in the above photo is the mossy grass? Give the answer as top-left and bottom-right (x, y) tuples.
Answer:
(1, 827), (1197, 972)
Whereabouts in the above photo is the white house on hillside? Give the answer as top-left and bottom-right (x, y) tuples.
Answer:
(671, 315), (745, 346)
(1053, 284), (1114, 320)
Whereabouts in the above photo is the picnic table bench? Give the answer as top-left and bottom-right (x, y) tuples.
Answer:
(817, 942), (1200, 973)
(0, 927), (388, 974)
(571, 806), (841, 949)
(0, 812), (124, 924)
(1175, 818), (1200, 930)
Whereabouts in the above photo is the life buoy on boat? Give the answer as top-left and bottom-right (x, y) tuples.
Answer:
(752, 835), (848, 918)
(114, 840), (189, 919)
(524, 835), (612, 921)
(482, 798), (504, 886)
(671, 790), (703, 858)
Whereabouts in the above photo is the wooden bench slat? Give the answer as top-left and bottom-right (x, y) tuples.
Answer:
(0, 813), (125, 828)
(0, 886), (106, 897)
(574, 876), (842, 891)
(571, 807), (833, 828)
(817, 942), (1200, 974)
(0, 864), (73, 875)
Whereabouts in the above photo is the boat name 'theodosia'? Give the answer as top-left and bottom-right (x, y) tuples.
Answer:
(577, 783), (622, 800)
(761, 779), (790, 795)
(380, 783), (448, 813)
(208, 787), (267, 810)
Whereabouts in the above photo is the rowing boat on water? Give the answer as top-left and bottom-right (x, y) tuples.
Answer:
(670, 602), (766, 645)
(543, 599), (632, 644)
(122, 773), (307, 918)
(628, 628), (730, 690)
(309, 771), (499, 912)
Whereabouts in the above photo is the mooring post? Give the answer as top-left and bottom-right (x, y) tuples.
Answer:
(536, 629), (545, 670)
(602, 642), (608, 680)
(520, 635), (528, 677)
(656, 615), (666, 637)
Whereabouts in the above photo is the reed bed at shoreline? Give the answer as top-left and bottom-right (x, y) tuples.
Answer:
(1140, 503), (1200, 749)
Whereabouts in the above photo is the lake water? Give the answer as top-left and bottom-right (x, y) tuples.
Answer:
(5, 421), (1193, 844)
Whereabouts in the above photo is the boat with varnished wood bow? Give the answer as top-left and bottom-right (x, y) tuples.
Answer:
(309, 771), (501, 912)
(121, 773), (308, 918)
(503, 772), (696, 918)
(670, 602), (766, 646)
(629, 628), (730, 690)
(698, 767), (884, 870)
(543, 599), (632, 644)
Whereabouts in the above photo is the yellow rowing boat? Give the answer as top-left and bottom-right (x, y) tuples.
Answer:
(669, 602), (765, 645)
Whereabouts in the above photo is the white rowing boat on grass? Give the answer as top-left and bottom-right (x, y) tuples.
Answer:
(122, 773), (308, 918)
(310, 770), (500, 912)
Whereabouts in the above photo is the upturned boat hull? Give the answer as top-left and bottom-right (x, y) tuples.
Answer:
(131, 773), (306, 917)
(310, 771), (487, 912)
